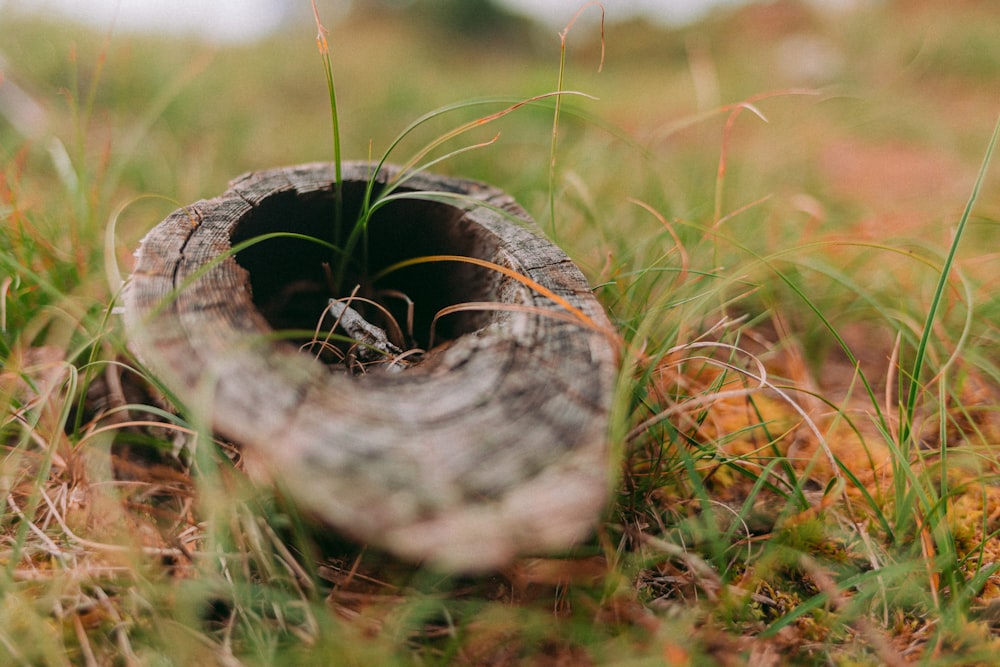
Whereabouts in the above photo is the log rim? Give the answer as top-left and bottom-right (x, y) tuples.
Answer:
(123, 161), (618, 572)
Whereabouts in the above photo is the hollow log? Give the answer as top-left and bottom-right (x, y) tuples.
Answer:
(123, 162), (618, 572)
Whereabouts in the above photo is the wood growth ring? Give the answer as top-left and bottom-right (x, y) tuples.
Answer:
(123, 162), (617, 571)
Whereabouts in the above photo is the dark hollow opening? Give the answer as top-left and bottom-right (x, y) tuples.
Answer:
(230, 181), (502, 359)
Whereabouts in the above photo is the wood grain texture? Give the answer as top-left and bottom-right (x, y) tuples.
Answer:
(123, 162), (617, 571)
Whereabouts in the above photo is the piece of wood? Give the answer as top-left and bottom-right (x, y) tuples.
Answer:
(123, 161), (618, 572)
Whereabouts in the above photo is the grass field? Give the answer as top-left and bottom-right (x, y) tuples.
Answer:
(2, 0), (1000, 664)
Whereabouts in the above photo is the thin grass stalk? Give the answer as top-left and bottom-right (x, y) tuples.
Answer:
(548, 3), (604, 241)
(3, 365), (78, 579)
(385, 92), (589, 192)
(761, 561), (918, 638)
(427, 301), (595, 349)
(372, 253), (601, 331)
(548, 37), (565, 242)
(143, 230), (345, 321)
(671, 432), (731, 571)
(333, 92), (590, 293)
(104, 194), (185, 297)
(719, 457), (782, 547)
(70, 303), (119, 435)
(680, 213), (900, 444)
(312, 0), (343, 249)
(938, 372), (949, 517)
(900, 116), (999, 449)
(336, 131), (503, 291)
(713, 102), (767, 229)
(64, 27), (114, 268)
(761, 259), (890, 438)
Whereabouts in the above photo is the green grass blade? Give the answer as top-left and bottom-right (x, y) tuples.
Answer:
(312, 0), (344, 247)
(901, 115), (1000, 446)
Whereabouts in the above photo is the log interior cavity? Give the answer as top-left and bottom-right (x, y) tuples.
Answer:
(229, 182), (501, 350)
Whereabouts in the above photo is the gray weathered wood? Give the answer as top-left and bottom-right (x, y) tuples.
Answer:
(123, 161), (617, 572)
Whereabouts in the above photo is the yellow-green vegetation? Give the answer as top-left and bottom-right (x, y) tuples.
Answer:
(2, 0), (1000, 664)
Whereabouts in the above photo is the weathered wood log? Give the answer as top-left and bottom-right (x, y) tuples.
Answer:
(123, 161), (618, 572)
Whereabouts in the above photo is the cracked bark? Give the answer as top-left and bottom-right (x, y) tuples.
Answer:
(123, 161), (618, 572)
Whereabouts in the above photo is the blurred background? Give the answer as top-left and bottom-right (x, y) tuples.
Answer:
(0, 0), (997, 289)
(0, 0), (846, 43)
